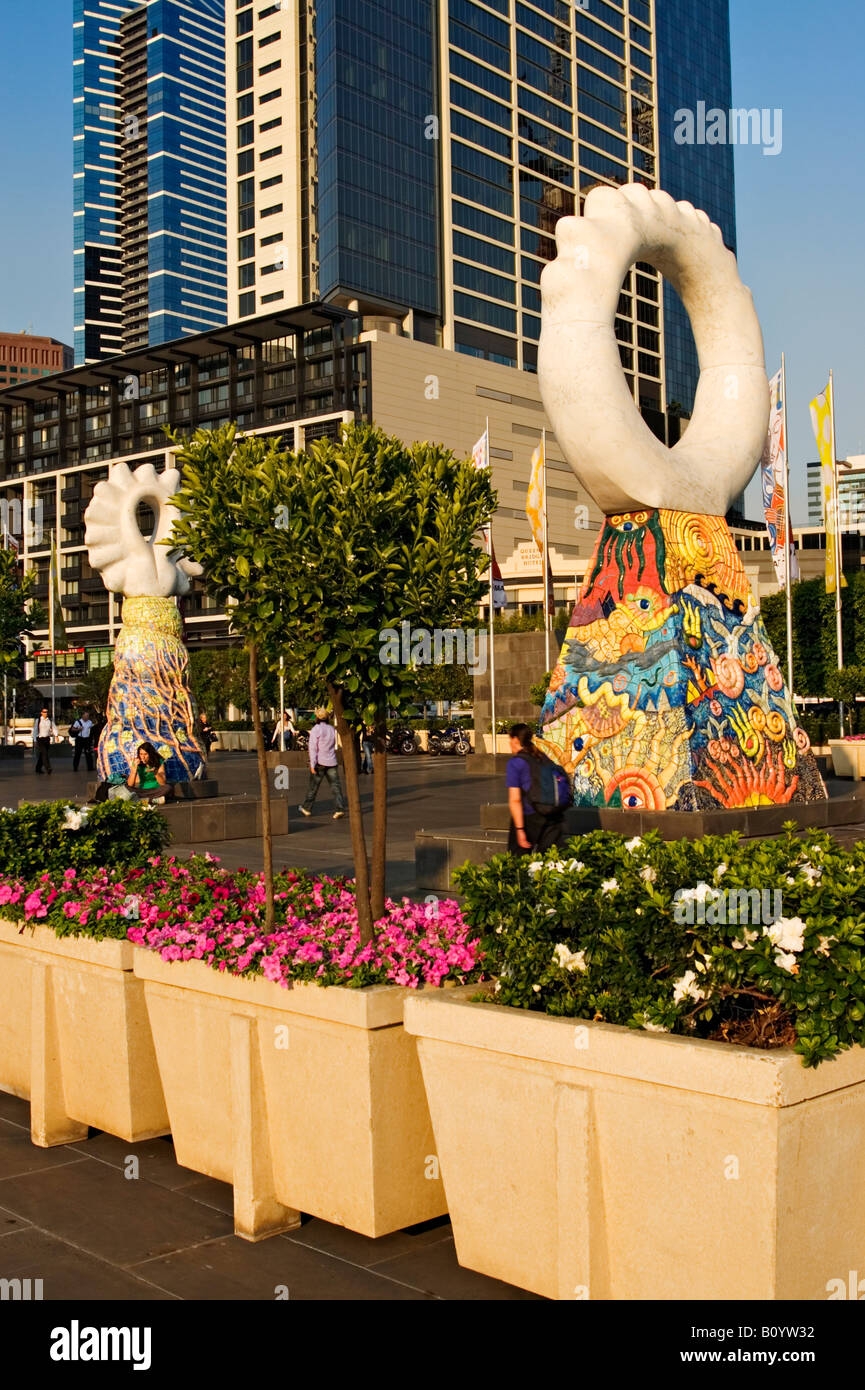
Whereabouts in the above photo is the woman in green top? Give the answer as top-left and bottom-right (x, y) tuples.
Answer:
(125, 742), (167, 795)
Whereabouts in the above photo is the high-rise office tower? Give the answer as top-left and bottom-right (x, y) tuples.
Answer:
(73, 0), (227, 363)
(227, 0), (736, 429)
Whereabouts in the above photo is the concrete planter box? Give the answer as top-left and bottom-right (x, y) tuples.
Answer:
(215, 731), (257, 751)
(830, 739), (865, 780)
(133, 952), (446, 1241)
(0, 920), (169, 1147)
(405, 990), (865, 1301)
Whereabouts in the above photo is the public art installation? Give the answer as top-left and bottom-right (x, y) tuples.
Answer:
(85, 460), (205, 782)
(535, 184), (824, 810)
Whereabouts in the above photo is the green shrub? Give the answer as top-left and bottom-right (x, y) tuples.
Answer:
(0, 800), (170, 878)
(454, 827), (865, 1067)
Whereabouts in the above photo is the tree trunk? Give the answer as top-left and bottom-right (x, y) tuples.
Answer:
(370, 715), (388, 921)
(248, 642), (275, 931)
(329, 684), (374, 944)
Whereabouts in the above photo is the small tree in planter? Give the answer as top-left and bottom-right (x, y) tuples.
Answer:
(171, 422), (495, 939)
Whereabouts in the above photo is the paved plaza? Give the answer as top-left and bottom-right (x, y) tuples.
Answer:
(0, 749), (507, 895)
(2, 748), (864, 1301)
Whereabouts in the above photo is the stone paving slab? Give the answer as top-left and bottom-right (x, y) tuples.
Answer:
(0, 1091), (537, 1301)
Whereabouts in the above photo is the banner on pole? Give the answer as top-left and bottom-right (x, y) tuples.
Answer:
(761, 368), (799, 585)
(471, 428), (490, 471)
(809, 379), (845, 593)
(526, 439), (554, 615)
(49, 532), (68, 647)
(483, 525), (507, 609)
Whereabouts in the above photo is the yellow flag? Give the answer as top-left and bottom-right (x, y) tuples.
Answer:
(810, 380), (845, 593)
(526, 439), (545, 552)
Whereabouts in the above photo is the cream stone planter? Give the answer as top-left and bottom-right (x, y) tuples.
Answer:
(0, 920), (169, 1147)
(133, 952), (446, 1241)
(829, 739), (865, 780)
(405, 990), (865, 1301)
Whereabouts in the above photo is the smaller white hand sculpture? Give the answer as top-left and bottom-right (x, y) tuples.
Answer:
(85, 461), (203, 598)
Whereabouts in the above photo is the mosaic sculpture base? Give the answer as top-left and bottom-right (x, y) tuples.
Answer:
(537, 509), (826, 812)
(97, 596), (205, 783)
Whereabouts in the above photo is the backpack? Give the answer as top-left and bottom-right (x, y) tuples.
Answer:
(517, 751), (573, 816)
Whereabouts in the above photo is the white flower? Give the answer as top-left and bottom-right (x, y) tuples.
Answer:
(494, 926), (503, 935)
(732, 928), (759, 951)
(640, 865), (656, 883)
(713, 862), (728, 882)
(773, 950), (799, 973)
(601, 878), (618, 895)
(677, 881), (720, 905)
(816, 934), (836, 957)
(62, 806), (88, 831)
(552, 943), (587, 972)
(528, 861), (544, 875)
(643, 1020), (669, 1033)
(672, 970), (706, 1004)
(799, 863), (821, 886)
(565, 860), (585, 873)
(763, 916), (806, 955)
(624, 836), (642, 853)
(635, 907), (643, 916)
(785, 876), (795, 886)
(532, 984), (541, 993)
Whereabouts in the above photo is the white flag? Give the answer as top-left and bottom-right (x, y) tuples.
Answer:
(472, 429), (489, 471)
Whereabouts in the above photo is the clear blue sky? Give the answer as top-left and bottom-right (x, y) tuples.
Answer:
(0, 0), (861, 524)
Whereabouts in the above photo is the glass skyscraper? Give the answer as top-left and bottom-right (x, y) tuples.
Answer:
(228, 0), (736, 428)
(73, 0), (227, 364)
(655, 0), (736, 415)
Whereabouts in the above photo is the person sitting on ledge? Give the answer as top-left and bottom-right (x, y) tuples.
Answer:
(92, 742), (174, 804)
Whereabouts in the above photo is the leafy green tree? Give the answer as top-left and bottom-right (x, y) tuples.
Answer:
(170, 422), (495, 940)
(74, 663), (114, 714)
(762, 570), (865, 697)
(0, 549), (43, 677)
(412, 660), (473, 710)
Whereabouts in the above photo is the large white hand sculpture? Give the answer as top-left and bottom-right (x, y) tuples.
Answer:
(84, 461), (202, 598)
(537, 183), (770, 517)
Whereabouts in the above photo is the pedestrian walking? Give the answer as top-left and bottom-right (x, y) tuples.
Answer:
(506, 722), (572, 855)
(70, 708), (95, 771)
(298, 707), (347, 820)
(360, 724), (374, 774)
(32, 707), (59, 775)
(199, 711), (217, 753)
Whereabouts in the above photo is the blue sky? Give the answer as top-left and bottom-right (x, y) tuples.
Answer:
(0, 0), (861, 523)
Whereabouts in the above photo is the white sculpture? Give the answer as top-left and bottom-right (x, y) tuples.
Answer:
(85, 460), (202, 597)
(537, 183), (770, 517)
(83, 460), (205, 783)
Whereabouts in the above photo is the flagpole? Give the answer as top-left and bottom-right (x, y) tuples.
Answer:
(49, 529), (56, 733)
(781, 353), (794, 696)
(829, 370), (844, 735)
(486, 418), (497, 755)
(541, 428), (551, 672)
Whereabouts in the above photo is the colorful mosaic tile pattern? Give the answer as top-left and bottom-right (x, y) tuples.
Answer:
(96, 596), (205, 783)
(537, 510), (826, 811)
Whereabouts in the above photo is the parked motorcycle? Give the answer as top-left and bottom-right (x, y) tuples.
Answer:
(428, 725), (471, 756)
(386, 723), (419, 755)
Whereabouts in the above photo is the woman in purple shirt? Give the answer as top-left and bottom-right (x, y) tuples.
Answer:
(506, 723), (567, 856)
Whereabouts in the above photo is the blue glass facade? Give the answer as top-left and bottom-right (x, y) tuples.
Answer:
(316, 0), (441, 317)
(655, 0), (736, 413)
(144, 1), (227, 344)
(73, 0), (226, 364)
(73, 0), (135, 363)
